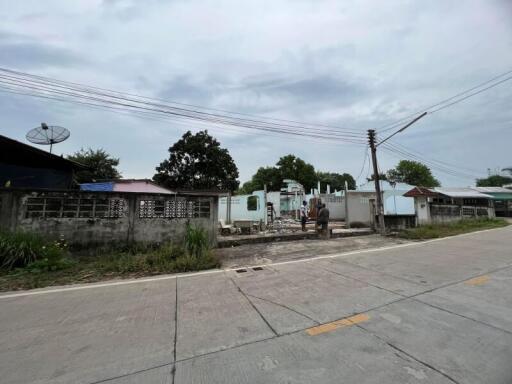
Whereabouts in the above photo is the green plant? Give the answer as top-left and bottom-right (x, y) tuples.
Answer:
(0, 231), (66, 270)
(185, 224), (209, 258)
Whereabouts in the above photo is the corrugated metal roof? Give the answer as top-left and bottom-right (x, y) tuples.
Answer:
(80, 182), (114, 192)
(433, 187), (493, 198)
(471, 187), (512, 193)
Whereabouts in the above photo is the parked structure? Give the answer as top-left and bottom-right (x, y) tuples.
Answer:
(471, 187), (512, 217)
(0, 188), (220, 246)
(404, 187), (495, 224)
(0, 134), (84, 189)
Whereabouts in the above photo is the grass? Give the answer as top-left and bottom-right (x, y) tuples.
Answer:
(398, 218), (508, 240)
(0, 225), (220, 292)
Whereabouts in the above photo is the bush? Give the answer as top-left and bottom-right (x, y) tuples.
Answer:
(185, 223), (209, 258)
(0, 231), (67, 270)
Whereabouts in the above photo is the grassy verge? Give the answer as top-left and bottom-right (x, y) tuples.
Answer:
(0, 225), (220, 292)
(398, 218), (508, 240)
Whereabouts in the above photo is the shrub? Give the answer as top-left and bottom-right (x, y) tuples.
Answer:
(0, 231), (67, 270)
(185, 224), (209, 258)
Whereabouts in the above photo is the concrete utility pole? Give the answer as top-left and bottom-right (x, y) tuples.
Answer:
(369, 111), (428, 235)
(368, 129), (386, 234)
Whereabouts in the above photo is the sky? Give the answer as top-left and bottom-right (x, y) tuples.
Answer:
(0, 0), (511, 187)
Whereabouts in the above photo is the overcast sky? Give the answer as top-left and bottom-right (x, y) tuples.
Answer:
(1, 0), (511, 187)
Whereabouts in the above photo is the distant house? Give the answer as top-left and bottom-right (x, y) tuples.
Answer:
(0, 134), (84, 189)
(404, 187), (495, 224)
(471, 187), (512, 217)
(80, 179), (175, 194)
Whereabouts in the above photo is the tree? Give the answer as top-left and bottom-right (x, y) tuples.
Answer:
(276, 155), (317, 191)
(67, 148), (121, 184)
(238, 167), (281, 194)
(476, 175), (512, 187)
(386, 160), (440, 187)
(316, 172), (356, 192)
(367, 173), (388, 182)
(238, 155), (317, 194)
(153, 130), (239, 191)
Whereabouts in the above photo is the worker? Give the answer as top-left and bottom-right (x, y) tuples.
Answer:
(300, 200), (308, 231)
(317, 203), (330, 238)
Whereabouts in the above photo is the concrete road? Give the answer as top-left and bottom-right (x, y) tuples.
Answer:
(1, 226), (512, 384)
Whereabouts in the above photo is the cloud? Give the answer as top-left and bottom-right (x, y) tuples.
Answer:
(0, 31), (86, 69)
(0, 0), (511, 186)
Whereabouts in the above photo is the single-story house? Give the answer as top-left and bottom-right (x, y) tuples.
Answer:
(0, 134), (85, 189)
(471, 187), (512, 217)
(404, 187), (495, 224)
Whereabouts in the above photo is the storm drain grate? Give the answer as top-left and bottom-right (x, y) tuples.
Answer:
(236, 268), (247, 273)
(252, 267), (264, 271)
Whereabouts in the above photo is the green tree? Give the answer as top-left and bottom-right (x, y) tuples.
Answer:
(476, 175), (512, 187)
(238, 155), (318, 194)
(153, 130), (239, 191)
(367, 173), (388, 182)
(386, 160), (440, 187)
(276, 155), (317, 191)
(67, 148), (121, 184)
(238, 167), (281, 194)
(316, 172), (356, 192)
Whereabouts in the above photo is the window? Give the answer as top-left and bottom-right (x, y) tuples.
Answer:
(247, 196), (259, 211)
(138, 198), (211, 219)
(24, 197), (127, 219)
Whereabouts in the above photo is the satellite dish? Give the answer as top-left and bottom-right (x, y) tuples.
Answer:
(26, 123), (70, 153)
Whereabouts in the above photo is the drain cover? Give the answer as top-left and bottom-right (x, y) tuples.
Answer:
(252, 267), (264, 271)
(236, 269), (247, 273)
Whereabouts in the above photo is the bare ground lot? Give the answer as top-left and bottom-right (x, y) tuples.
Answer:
(216, 234), (410, 268)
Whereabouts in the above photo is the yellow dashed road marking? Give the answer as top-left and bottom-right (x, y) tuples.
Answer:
(465, 275), (489, 286)
(306, 313), (370, 336)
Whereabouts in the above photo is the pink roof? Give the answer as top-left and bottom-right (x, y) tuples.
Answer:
(112, 180), (175, 194)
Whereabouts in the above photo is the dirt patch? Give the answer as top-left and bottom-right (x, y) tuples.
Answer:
(215, 234), (410, 268)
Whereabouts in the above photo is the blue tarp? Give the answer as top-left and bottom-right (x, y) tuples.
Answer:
(80, 182), (114, 192)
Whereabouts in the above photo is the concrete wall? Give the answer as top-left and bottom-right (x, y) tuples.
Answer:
(219, 191), (266, 222)
(415, 196), (430, 225)
(346, 191), (375, 225)
(0, 189), (218, 246)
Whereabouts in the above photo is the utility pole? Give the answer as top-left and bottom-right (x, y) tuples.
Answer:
(368, 129), (385, 234)
(368, 111), (428, 235)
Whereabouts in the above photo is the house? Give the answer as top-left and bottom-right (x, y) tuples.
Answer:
(471, 187), (512, 217)
(0, 134), (84, 189)
(80, 179), (175, 194)
(404, 187), (495, 224)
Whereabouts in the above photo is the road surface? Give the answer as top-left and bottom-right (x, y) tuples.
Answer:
(1, 226), (512, 383)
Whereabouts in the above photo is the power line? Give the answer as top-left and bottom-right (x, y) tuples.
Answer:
(380, 142), (483, 180)
(0, 68), (367, 140)
(354, 146), (369, 183)
(0, 66), (366, 134)
(377, 68), (512, 133)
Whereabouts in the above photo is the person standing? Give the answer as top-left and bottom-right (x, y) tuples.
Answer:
(300, 200), (308, 232)
(317, 203), (330, 238)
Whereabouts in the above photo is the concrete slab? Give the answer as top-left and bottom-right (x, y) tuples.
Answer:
(362, 299), (512, 384)
(341, 228), (512, 288)
(416, 265), (512, 333)
(0, 280), (176, 384)
(99, 365), (173, 384)
(175, 322), (453, 384)
(176, 273), (275, 360)
(231, 262), (401, 325)
(312, 258), (428, 296)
